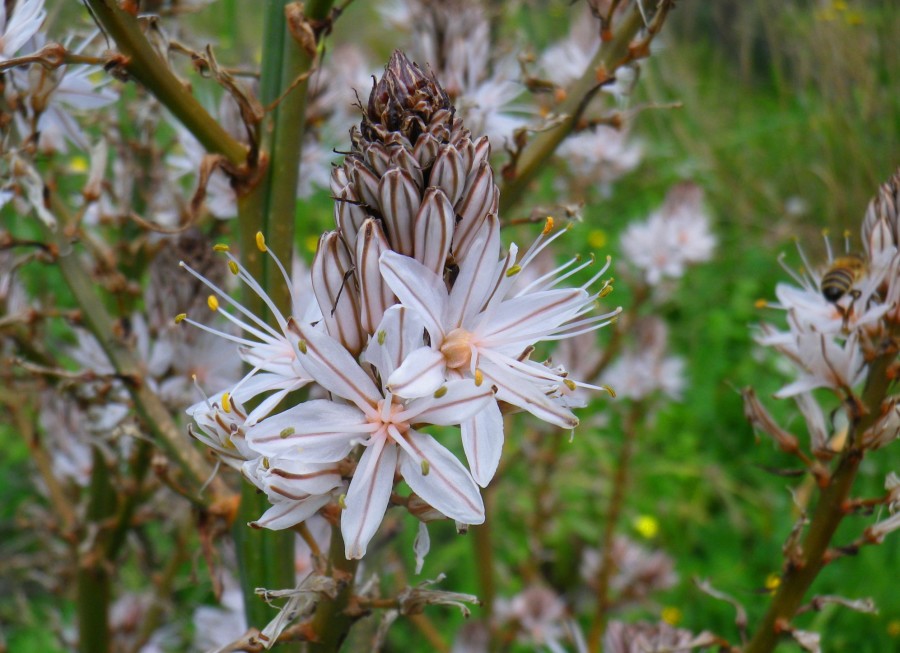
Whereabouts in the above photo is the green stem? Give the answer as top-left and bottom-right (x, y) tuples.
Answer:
(744, 351), (895, 653)
(77, 447), (116, 653)
(232, 1), (334, 640)
(83, 0), (247, 165)
(498, 5), (656, 215)
(308, 525), (360, 652)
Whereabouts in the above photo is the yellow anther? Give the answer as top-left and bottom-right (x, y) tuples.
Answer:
(599, 284), (614, 298)
(821, 228), (830, 237)
(221, 392), (232, 413)
(601, 384), (616, 398)
(764, 572), (781, 592)
(207, 295), (219, 311)
(297, 339), (308, 354)
(542, 216), (554, 235)
(174, 313), (187, 324)
(280, 427), (295, 439)
(563, 378), (577, 391)
(433, 386), (448, 399)
(754, 298), (768, 309)
(223, 437), (237, 450)
(377, 330), (386, 345)
(505, 264), (522, 277)
(228, 260), (239, 275)
(213, 243), (230, 252)
(420, 460), (430, 475)
(338, 494), (347, 510)
(474, 369), (484, 386)
(262, 457), (270, 470)
(256, 231), (267, 252)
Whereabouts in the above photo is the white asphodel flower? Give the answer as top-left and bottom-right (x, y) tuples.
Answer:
(176, 234), (315, 424)
(246, 306), (493, 559)
(0, 0), (45, 61)
(757, 325), (866, 399)
(620, 183), (715, 286)
(379, 216), (619, 485)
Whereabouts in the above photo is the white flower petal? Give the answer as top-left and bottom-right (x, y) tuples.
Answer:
(342, 438), (399, 559)
(461, 401), (504, 487)
(386, 346), (446, 398)
(379, 251), (449, 342)
(290, 320), (380, 413)
(246, 400), (366, 461)
(398, 430), (484, 524)
(407, 379), (493, 426)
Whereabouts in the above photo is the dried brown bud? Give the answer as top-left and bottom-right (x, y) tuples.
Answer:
(364, 50), (452, 144)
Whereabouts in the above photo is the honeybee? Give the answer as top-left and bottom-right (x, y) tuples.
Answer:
(821, 255), (867, 303)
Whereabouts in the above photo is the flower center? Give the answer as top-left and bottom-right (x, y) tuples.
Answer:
(373, 398), (411, 435)
(440, 328), (475, 371)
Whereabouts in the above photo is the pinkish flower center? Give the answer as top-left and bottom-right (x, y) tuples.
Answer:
(373, 398), (411, 435)
(441, 327), (475, 371)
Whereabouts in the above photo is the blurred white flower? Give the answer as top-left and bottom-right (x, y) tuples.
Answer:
(620, 182), (715, 286)
(495, 585), (569, 653)
(558, 125), (642, 196)
(602, 317), (685, 401)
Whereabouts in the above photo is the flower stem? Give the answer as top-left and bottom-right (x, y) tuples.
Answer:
(308, 524), (360, 652)
(499, 2), (673, 214)
(743, 351), (894, 652)
(232, 1), (334, 640)
(77, 447), (116, 653)
(587, 400), (641, 652)
(83, 0), (247, 165)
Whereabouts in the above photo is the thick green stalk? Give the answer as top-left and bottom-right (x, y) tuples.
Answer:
(83, 0), (247, 165)
(308, 525), (360, 652)
(77, 447), (116, 653)
(232, 0), (334, 638)
(743, 351), (895, 653)
(498, 5), (646, 215)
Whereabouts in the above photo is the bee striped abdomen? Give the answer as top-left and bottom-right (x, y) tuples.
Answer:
(821, 255), (866, 303)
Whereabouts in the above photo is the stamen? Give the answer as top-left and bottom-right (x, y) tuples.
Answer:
(256, 231), (267, 252)
(280, 427), (295, 439)
(228, 260), (239, 275)
(474, 368), (484, 386)
(420, 460), (430, 475)
(222, 392), (232, 413)
(213, 244), (230, 252)
(338, 494), (347, 509)
(207, 295), (219, 311)
(433, 386), (448, 398)
(174, 313), (186, 324)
